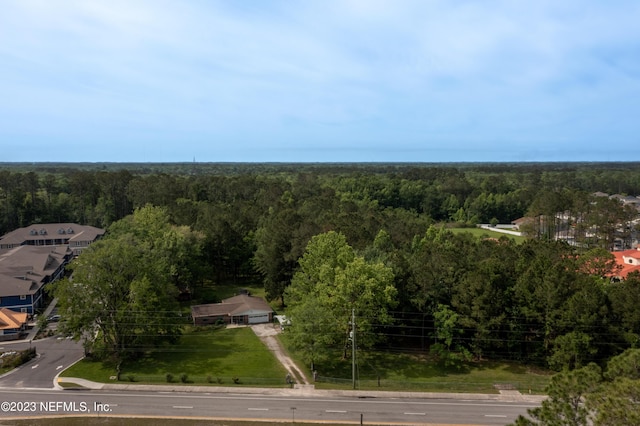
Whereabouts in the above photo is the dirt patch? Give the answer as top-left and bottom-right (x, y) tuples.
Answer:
(250, 324), (309, 384)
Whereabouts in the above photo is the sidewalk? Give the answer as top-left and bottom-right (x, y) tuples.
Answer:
(24, 298), (58, 341)
(56, 376), (547, 404)
(54, 321), (546, 405)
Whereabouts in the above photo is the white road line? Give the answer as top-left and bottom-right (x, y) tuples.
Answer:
(248, 408), (269, 411)
(31, 364), (39, 369)
(56, 365), (63, 370)
(172, 405), (193, 409)
(485, 415), (508, 418)
(404, 412), (426, 415)
(326, 410), (347, 413)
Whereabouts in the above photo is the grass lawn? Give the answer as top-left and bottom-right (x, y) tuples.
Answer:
(194, 280), (266, 302)
(356, 351), (551, 393)
(449, 226), (526, 244)
(61, 327), (288, 387)
(280, 335), (551, 394)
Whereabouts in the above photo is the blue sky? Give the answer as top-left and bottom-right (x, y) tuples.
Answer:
(1, 1), (639, 162)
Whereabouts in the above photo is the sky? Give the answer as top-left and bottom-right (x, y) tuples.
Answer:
(1, 1), (639, 163)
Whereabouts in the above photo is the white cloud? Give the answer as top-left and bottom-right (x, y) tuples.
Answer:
(0, 0), (639, 161)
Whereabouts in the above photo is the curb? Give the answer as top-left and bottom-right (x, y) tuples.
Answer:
(58, 376), (546, 404)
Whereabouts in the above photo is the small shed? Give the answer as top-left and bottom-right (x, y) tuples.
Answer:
(191, 294), (274, 326)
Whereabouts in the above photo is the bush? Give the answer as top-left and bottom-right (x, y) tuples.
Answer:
(127, 375), (135, 382)
(232, 377), (241, 384)
(2, 348), (36, 370)
(180, 373), (189, 383)
(166, 373), (174, 383)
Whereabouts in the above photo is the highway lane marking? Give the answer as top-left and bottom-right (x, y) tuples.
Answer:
(56, 365), (63, 370)
(485, 415), (508, 418)
(404, 412), (426, 415)
(0, 389), (540, 409)
(326, 410), (347, 413)
(31, 364), (39, 369)
(248, 408), (269, 411)
(172, 405), (193, 409)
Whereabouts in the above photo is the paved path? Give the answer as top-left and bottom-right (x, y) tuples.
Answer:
(250, 323), (310, 385)
(56, 376), (546, 404)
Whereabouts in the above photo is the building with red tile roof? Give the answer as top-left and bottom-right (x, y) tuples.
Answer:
(610, 249), (640, 280)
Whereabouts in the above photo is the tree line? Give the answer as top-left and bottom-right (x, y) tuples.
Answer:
(3, 163), (640, 369)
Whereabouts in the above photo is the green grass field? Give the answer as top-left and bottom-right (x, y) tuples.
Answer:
(62, 325), (550, 394)
(280, 335), (551, 394)
(449, 226), (526, 244)
(61, 327), (288, 387)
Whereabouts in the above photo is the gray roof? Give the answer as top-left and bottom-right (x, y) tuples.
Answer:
(191, 294), (273, 318)
(0, 223), (104, 247)
(0, 245), (71, 297)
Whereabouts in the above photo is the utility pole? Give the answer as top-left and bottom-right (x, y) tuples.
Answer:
(351, 308), (356, 389)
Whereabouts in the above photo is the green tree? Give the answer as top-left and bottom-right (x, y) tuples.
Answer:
(53, 205), (198, 363)
(513, 349), (640, 426)
(512, 363), (602, 426)
(452, 238), (517, 360)
(513, 240), (579, 363)
(548, 332), (596, 371)
(431, 303), (471, 366)
(284, 231), (396, 366)
(588, 349), (640, 426)
(607, 274), (640, 348)
(253, 205), (304, 305)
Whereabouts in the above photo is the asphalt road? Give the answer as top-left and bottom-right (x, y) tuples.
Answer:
(0, 388), (537, 425)
(0, 337), (84, 388)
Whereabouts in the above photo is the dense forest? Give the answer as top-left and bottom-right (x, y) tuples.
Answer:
(2, 162), (640, 370)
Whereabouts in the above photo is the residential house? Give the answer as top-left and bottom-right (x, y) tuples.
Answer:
(0, 245), (73, 315)
(0, 308), (28, 341)
(191, 294), (274, 326)
(0, 223), (105, 256)
(610, 248), (640, 280)
(511, 217), (533, 231)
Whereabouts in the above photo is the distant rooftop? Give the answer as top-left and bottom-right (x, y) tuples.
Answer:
(0, 223), (105, 253)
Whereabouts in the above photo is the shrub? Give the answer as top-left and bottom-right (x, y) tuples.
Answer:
(166, 373), (174, 383)
(180, 373), (189, 383)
